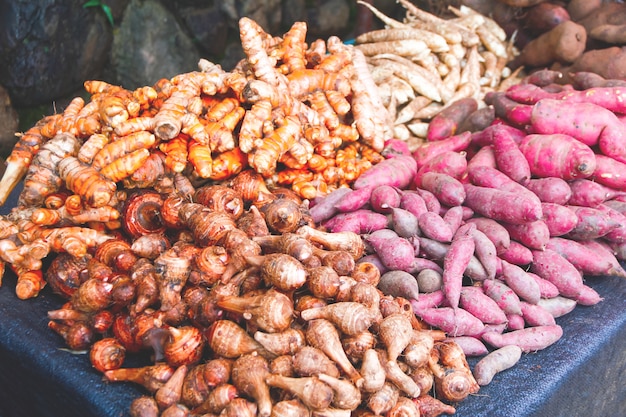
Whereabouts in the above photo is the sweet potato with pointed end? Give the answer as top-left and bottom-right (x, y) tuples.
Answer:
(517, 21), (586, 67)
(540, 203), (579, 237)
(486, 92), (533, 127)
(491, 125), (531, 185)
(446, 336), (489, 357)
(427, 98), (478, 141)
(463, 184), (542, 224)
(410, 290), (445, 312)
(419, 211), (454, 243)
(575, 284), (603, 306)
(310, 187), (352, 223)
(565, 205), (622, 240)
(560, 46), (626, 82)
(417, 307), (485, 337)
(467, 166), (540, 206)
(520, 301), (556, 326)
(353, 155), (417, 190)
(500, 260), (541, 305)
(537, 296), (577, 318)
(598, 123), (626, 164)
(470, 228), (498, 280)
(416, 189), (441, 214)
(419, 172), (466, 207)
(334, 186), (375, 213)
(459, 286), (507, 325)
(417, 237), (489, 282)
(466, 145), (497, 173)
(506, 314), (526, 331)
(482, 325), (563, 352)
(528, 272), (560, 299)
(546, 237), (616, 277)
(399, 191), (428, 219)
(499, 241), (533, 266)
(584, 239), (626, 278)
(518, 133), (596, 180)
(523, 2), (571, 35)
(370, 185), (401, 214)
(413, 151), (467, 188)
(466, 217), (511, 255)
(390, 207), (419, 239)
(531, 99), (623, 147)
(442, 224), (476, 309)
(473, 345), (523, 386)
(412, 131), (472, 167)
(482, 278), (523, 316)
(525, 177), (571, 205)
(325, 209), (389, 234)
(591, 154), (626, 190)
(567, 179), (626, 207)
(458, 106), (496, 134)
(531, 249), (584, 298)
(502, 220), (550, 251)
(378, 270), (420, 301)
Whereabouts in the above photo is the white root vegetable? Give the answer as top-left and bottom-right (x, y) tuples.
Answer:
(473, 345), (523, 386)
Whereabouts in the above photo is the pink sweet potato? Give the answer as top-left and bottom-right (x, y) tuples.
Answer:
(413, 151), (467, 188)
(486, 92), (533, 127)
(506, 314), (526, 331)
(570, 72), (626, 90)
(325, 209), (389, 234)
(591, 154), (626, 190)
(419, 172), (466, 207)
(598, 122), (626, 164)
(410, 290), (445, 312)
(333, 186), (375, 213)
(574, 284), (603, 306)
(446, 336), (489, 357)
(525, 177), (572, 205)
(491, 124), (532, 185)
(566, 179), (626, 207)
(353, 155), (417, 190)
(463, 184), (542, 224)
(466, 145), (497, 172)
(500, 260), (542, 305)
(537, 296), (577, 318)
(442, 224), (476, 309)
(546, 236), (616, 276)
(412, 131), (472, 167)
(527, 271), (560, 299)
(367, 235), (416, 272)
(467, 166), (540, 205)
(399, 191), (429, 219)
(530, 99), (623, 147)
(370, 185), (401, 213)
(530, 249), (584, 298)
(520, 301), (556, 327)
(419, 212), (454, 243)
(417, 307), (485, 337)
(426, 97), (478, 141)
(502, 220), (550, 251)
(482, 278), (523, 316)
(418, 237), (489, 281)
(540, 203), (579, 236)
(473, 345), (523, 386)
(470, 228), (498, 280)
(481, 325), (563, 352)
(459, 286), (508, 324)
(499, 240), (533, 266)
(523, 69), (565, 87)
(518, 133), (597, 180)
(442, 206), (464, 237)
(584, 239), (626, 278)
(415, 189), (441, 214)
(466, 217), (511, 255)
(310, 187), (352, 223)
(565, 205), (622, 240)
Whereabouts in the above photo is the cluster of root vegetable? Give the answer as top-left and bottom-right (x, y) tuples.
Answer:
(312, 68), (626, 387)
(354, 0), (520, 149)
(16, 170), (477, 417)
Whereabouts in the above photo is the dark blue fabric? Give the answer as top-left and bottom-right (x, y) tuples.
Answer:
(0, 185), (624, 417)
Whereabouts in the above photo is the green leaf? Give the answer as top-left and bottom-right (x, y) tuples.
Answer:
(101, 4), (114, 26)
(82, 0), (101, 8)
(82, 0), (115, 26)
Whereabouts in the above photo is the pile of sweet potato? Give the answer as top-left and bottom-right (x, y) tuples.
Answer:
(485, 0), (626, 82)
(310, 68), (626, 384)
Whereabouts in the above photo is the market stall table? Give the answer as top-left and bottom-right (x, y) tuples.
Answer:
(0, 187), (625, 417)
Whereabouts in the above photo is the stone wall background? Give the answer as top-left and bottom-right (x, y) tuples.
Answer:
(0, 0), (419, 157)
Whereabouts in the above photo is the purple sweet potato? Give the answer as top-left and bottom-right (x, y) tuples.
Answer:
(459, 286), (508, 324)
(518, 133), (597, 180)
(416, 189), (441, 214)
(470, 124), (526, 148)
(482, 325), (563, 352)
(525, 177), (572, 204)
(442, 224), (476, 309)
(537, 296), (577, 318)
(466, 217), (511, 255)
(353, 155), (417, 190)
(427, 97), (479, 141)
(499, 240), (534, 266)
(419, 172), (466, 207)
(520, 301), (557, 327)
(419, 211), (454, 243)
(500, 260), (542, 304)
(417, 307), (485, 337)
(310, 187), (353, 223)
(463, 184), (542, 224)
(530, 249), (584, 298)
(442, 206), (464, 237)
(466, 145), (497, 172)
(416, 268), (443, 292)
(472, 345), (522, 386)
(482, 278), (523, 316)
(457, 106), (496, 134)
(370, 185), (401, 213)
(378, 270), (420, 301)
(491, 124), (532, 184)
(390, 207), (420, 238)
(540, 203), (579, 236)
(502, 220), (550, 250)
